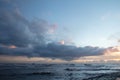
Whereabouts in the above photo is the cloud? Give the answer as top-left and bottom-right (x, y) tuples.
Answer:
(0, 9), (56, 47)
(0, 44), (105, 61)
(0, 6), (107, 61)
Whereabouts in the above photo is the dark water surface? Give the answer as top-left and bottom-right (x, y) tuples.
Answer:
(0, 63), (120, 80)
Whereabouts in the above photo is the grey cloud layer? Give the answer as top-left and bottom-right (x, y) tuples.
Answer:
(0, 10), (106, 60)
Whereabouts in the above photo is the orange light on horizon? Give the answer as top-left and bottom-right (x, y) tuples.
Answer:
(104, 46), (120, 56)
(1, 44), (17, 49)
(9, 45), (17, 49)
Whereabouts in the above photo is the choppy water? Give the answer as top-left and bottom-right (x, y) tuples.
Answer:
(0, 63), (120, 80)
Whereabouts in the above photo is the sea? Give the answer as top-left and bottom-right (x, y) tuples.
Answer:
(0, 63), (120, 80)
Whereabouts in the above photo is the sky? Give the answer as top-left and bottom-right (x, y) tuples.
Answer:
(0, 0), (120, 63)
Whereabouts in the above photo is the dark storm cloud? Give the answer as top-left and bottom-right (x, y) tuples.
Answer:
(0, 10), (53, 47)
(33, 43), (105, 60)
(0, 43), (105, 60)
(0, 10), (31, 47)
(0, 4), (106, 60)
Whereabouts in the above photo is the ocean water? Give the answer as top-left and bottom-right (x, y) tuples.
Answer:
(0, 63), (120, 80)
